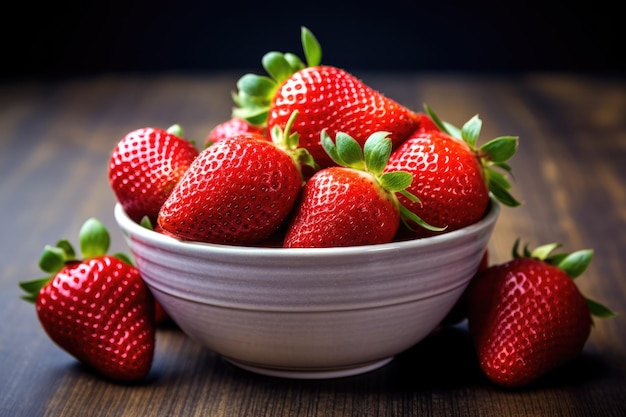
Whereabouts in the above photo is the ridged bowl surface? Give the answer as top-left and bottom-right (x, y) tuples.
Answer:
(114, 201), (500, 379)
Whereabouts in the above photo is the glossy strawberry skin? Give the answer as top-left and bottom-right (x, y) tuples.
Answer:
(204, 117), (265, 148)
(36, 255), (155, 381)
(386, 130), (489, 238)
(284, 167), (400, 248)
(157, 134), (302, 245)
(267, 66), (420, 169)
(467, 257), (592, 387)
(109, 127), (199, 225)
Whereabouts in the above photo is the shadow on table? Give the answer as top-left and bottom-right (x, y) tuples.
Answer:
(222, 323), (613, 393)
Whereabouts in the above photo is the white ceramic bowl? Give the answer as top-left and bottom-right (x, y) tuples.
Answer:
(114, 201), (500, 379)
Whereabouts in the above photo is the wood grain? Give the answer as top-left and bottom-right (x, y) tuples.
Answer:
(1, 73), (625, 417)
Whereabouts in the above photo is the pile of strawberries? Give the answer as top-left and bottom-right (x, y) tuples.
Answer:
(20, 27), (614, 387)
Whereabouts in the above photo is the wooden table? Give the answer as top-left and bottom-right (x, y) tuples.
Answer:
(1, 72), (625, 416)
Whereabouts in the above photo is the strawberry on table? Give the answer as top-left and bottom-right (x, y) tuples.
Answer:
(158, 111), (315, 245)
(108, 124), (199, 225)
(19, 218), (156, 381)
(466, 240), (615, 387)
(283, 130), (442, 248)
(387, 105), (520, 238)
(233, 27), (422, 169)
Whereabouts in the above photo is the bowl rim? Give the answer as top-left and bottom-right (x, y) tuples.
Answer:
(114, 199), (500, 258)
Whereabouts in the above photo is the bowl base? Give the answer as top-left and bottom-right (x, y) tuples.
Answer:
(224, 356), (394, 379)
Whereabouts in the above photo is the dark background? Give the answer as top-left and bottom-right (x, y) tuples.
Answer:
(3, 0), (625, 82)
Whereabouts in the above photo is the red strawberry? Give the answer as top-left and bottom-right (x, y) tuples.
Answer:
(19, 218), (156, 381)
(158, 111), (314, 245)
(466, 240), (615, 387)
(108, 124), (199, 225)
(413, 112), (441, 134)
(233, 27), (421, 169)
(283, 130), (440, 248)
(203, 117), (265, 148)
(154, 299), (172, 325)
(386, 105), (520, 238)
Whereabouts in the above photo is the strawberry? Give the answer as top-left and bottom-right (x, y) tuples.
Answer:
(203, 117), (266, 149)
(466, 240), (615, 387)
(157, 111), (314, 245)
(108, 124), (199, 225)
(386, 105), (520, 238)
(19, 218), (156, 381)
(232, 27), (421, 169)
(283, 130), (441, 248)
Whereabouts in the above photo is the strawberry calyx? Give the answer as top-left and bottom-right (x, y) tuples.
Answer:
(166, 123), (183, 137)
(321, 130), (445, 232)
(270, 110), (318, 175)
(166, 123), (197, 148)
(424, 104), (521, 207)
(232, 26), (322, 126)
(19, 218), (133, 303)
(512, 239), (616, 319)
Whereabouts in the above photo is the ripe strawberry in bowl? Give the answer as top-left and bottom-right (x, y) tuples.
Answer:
(387, 105), (520, 239)
(283, 130), (443, 248)
(203, 117), (266, 148)
(233, 27), (423, 169)
(157, 111), (315, 245)
(108, 124), (199, 226)
(114, 196), (500, 379)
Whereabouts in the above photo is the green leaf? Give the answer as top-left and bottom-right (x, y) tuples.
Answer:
(399, 204), (447, 232)
(480, 136), (519, 163)
(293, 147), (318, 171)
(587, 297), (617, 319)
(301, 26), (322, 67)
(547, 252), (569, 265)
(423, 104), (462, 139)
(55, 239), (75, 260)
(363, 131), (392, 175)
(284, 53), (305, 72)
(557, 249), (593, 278)
(461, 115), (481, 148)
(232, 106), (268, 126)
(19, 277), (51, 303)
(321, 130), (343, 165)
(492, 161), (513, 173)
(488, 176), (521, 207)
(379, 171), (412, 192)
(335, 132), (364, 169)
(398, 189), (421, 203)
(530, 242), (561, 261)
(113, 252), (134, 266)
(232, 90), (268, 109)
(270, 110), (299, 148)
(486, 168), (512, 190)
(262, 51), (295, 84)
(79, 218), (110, 258)
(511, 238), (521, 258)
(39, 245), (66, 274)
(166, 124), (183, 137)
(140, 216), (154, 230)
(443, 122), (462, 140)
(424, 104), (448, 133)
(236, 74), (277, 98)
